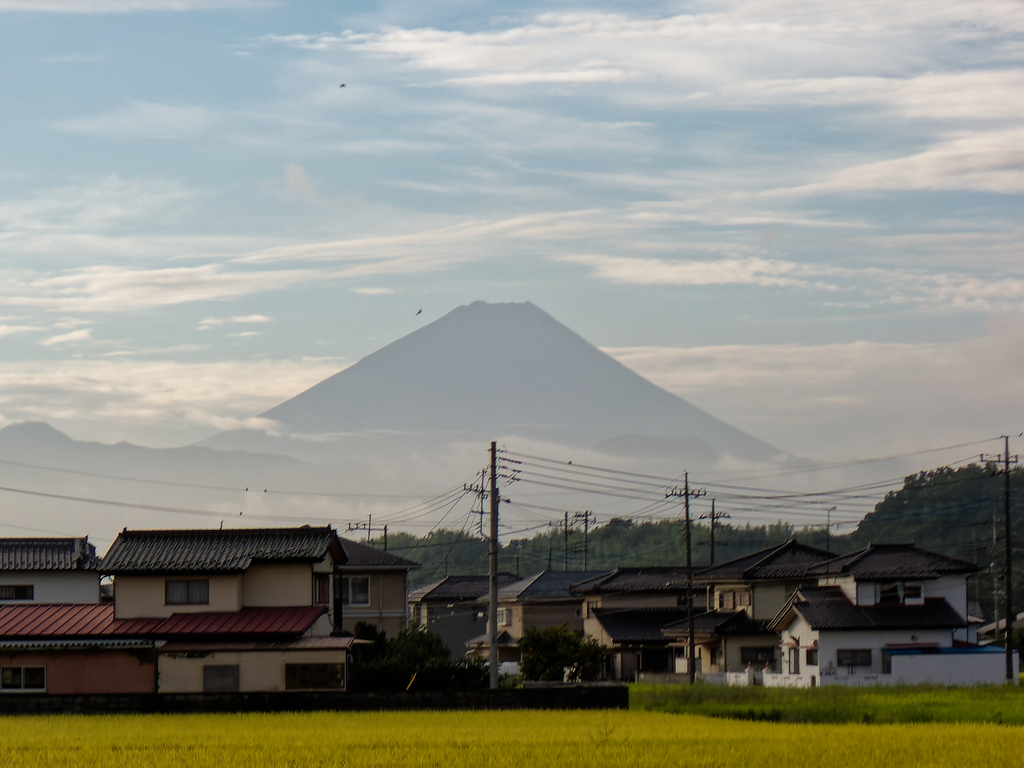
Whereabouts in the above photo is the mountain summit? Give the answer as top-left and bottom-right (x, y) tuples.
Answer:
(203, 301), (782, 466)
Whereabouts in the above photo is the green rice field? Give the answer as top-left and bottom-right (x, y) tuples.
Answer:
(2, 708), (1023, 768)
(632, 682), (1024, 724)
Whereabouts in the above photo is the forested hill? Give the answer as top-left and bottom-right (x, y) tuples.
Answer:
(376, 463), (1023, 623)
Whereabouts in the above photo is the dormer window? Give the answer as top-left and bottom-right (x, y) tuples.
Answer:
(877, 582), (922, 605)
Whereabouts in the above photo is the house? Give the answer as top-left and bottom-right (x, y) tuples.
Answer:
(695, 539), (834, 622)
(672, 540), (833, 675)
(662, 610), (778, 677)
(572, 567), (702, 680)
(767, 544), (1014, 686)
(466, 570), (607, 663)
(408, 574), (518, 652)
(335, 538), (419, 637)
(0, 537), (102, 604)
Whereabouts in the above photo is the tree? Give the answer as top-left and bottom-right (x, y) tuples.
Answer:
(518, 624), (605, 682)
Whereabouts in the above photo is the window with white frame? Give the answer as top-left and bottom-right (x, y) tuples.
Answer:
(340, 575), (370, 606)
(877, 582), (923, 605)
(1, 666), (45, 691)
(496, 608), (511, 626)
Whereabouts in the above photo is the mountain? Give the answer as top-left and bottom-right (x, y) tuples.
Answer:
(202, 301), (784, 466)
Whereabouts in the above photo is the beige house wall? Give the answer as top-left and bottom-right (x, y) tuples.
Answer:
(158, 649), (347, 693)
(587, 594), (679, 612)
(114, 574), (242, 618)
(242, 564), (312, 607)
(752, 583), (791, 621)
(339, 570), (408, 637)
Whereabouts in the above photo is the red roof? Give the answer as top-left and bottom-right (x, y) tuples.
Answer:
(0, 604), (324, 638)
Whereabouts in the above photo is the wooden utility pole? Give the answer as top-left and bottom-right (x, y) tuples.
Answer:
(667, 473), (706, 684)
(573, 511), (593, 569)
(488, 441), (500, 690)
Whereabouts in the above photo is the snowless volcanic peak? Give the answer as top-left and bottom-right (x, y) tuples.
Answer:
(253, 301), (782, 463)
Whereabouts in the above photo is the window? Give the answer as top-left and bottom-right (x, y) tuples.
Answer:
(314, 573), (331, 605)
(340, 576), (370, 606)
(837, 648), (872, 668)
(496, 608), (511, 626)
(0, 585), (33, 601)
(740, 647), (775, 664)
(203, 665), (239, 693)
(718, 590), (751, 609)
(1, 666), (45, 691)
(878, 582), (923, 605)
(806, 649), (818, 666)
(165, 579), (209, 605)
(285, 663), (345, 689)
(787, 647), (800, 674)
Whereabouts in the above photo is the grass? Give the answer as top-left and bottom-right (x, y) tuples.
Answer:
(1, 709), (1023, 767)
(631, 682), (1024, 724)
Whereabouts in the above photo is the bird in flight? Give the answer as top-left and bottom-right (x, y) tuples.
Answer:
(416, 309), (423, 315)
(339, 83), (346, 88)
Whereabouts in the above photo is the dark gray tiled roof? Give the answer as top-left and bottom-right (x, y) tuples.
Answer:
(696, 540), (833, 582)
(498, 570), (610, 601)
(807, 544), (978, 580)
(101, 527), (342, 574)
(0, 537), (99, 571)
(662, 609), (772, 638)
(409, 574), (518, 602)
(337, 538), (419, 569)
(771, 586), (967, 631)
(570, 567), (695, 595)
(591, 607), (688, 643)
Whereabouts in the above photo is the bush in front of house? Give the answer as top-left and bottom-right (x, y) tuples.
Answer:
(518, 624), (605, 682)
(348, 622), (488, 693)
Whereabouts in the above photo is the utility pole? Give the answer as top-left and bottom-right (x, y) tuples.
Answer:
(1004, 436), (1017, 681)
(984, 438), (1018, 680)
(667, 473), (706, 684)
(698, 500), (729, 567)
(488, 441), (500, 691)
(347, 516), (388, 547)
(573, 511), (593, 569)
(564, 511), (570, 571)
(826, 506), (837, 554)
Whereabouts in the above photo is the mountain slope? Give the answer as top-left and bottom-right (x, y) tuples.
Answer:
(205, 301), (782, 464)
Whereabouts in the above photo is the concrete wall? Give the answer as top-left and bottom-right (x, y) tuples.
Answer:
(158, 649), (348, 693)
(0, 650), (155, 694)
(0, 571), (100, 604)
(114, 574), (242, 618)
(890, 651), (1018, 686)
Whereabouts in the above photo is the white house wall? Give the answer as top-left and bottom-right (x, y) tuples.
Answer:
(0, 571), (99, 603)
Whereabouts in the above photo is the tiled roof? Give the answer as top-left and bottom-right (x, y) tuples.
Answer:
(590, 607), (688, 643)
(570, 567), (695, 595)
(337, 538), (419, 569)
(662, 609), (772, 638)
(497, 570), (610, 601)
(408, 574), (518, 602)
(101, 527), (342, 574)
(0, 537), (100, 571)
(770, 586), (967, 631)
(807, 543), (979, 580)
(696, 540), (833, 582)
(0, 603), (324, 638)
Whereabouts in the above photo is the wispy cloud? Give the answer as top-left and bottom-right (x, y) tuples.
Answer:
(39, 328), (92, 347)
(51, 101), (216, 139)
(0, 0), (263, 12)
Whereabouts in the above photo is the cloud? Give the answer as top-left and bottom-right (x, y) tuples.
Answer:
(5, 264), (312, 313)
(0, 357), (342, 445)
(602, 314), (1024, 459)
(39, 328), (92, 347)
(51, 101), (215, 139)
(352, 288), (393, 295)
(0, 324), (43, 338)
(0, 0), (262, 12)
(198, 314), (272, 329)
(283, 163), (317, 202)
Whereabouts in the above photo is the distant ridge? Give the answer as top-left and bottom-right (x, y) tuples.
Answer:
(202, 301), (783, 465)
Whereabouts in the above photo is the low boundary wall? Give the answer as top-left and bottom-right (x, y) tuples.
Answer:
(0, 685), (629, 716)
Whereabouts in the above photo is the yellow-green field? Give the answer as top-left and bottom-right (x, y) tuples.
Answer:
(2, 710), (1023, 768)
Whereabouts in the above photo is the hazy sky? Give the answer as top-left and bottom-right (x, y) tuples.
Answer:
(1, 0), (1022, 462)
